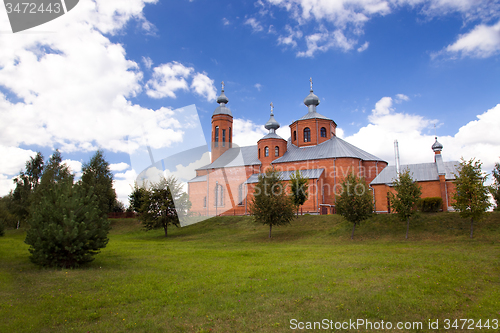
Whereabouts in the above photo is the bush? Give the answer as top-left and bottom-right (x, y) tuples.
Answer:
(25, 181), (110, 268)
(418, 197), (443, 213)
(0, 222), (4, 237)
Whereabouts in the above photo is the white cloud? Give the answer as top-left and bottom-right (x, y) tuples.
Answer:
(357, 41), (369, 52)
(255, 83), (263, 91)
(344, 96), (500, 177)
(142, 56), (153, 69)
(297, 29), (356, 57)
(233, 118), (267, 147)
(277, 25), (303, 48)
(263, 0), (500, 57)
(395, 94), (410, 103)
(439, 21), (500, 58)
(109, 162), (130, 172)
(114, 169), (138, 206)
(222, 17), (231, 25)
(145, 62), (193, 99)
(191, 73), (217, 102)
(245, 18), (264, 32)
(63, 159), (83, 178)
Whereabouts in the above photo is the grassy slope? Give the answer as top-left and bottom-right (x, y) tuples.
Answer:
(0, 212), (499, 332)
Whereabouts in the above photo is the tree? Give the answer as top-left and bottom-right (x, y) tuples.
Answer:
(290, 170), (309, 216)
(490, 161), (500, 211)
(80, 150), (116, 216)
(24, 179), (110, 267)
(139, 176), (191, 237)
(335, 173), (373, 239)
(249, 169), (296, 238)
(452, 158), (491, 238)
(389, 169), (422, 240)
(11, 152), (44, 222)
(0, 194), (18, 229)
(129, 182), (148, 213)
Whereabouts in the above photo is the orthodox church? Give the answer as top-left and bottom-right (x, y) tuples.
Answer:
(188, 81), (389, 216)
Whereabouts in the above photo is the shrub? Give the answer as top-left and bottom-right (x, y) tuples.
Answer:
(0, 222), (4, 237)
(418, 197), (443, 213)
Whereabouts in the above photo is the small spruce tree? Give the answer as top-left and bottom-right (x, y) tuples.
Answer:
(25, 180), (110, 268)
(249, 169), (296, 238)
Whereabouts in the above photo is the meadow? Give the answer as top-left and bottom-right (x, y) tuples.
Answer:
(1, 212), (499, 332)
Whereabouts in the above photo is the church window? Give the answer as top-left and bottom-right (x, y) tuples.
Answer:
(304, 127), (311, 142)
(275, 146), (279, 157)
(203, 196), (207, 208)
(265, 146), (269, 157)
(293, 131), (297, 141)
(222, 129), (226, 147)
(214, 126), (219, 147)
(229, 127), (232, 143)
(320, 127), (327, 138)
(258, 148), (261, 158)
(215, 184), (224, 207)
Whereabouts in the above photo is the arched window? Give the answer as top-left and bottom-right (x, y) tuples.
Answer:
(275, 146), (279, 157)
(203, 196), (207, 208)
(258, 148), (261, 158)
(293, 131), (297, 141)
(238, 184), (244, 205)
(214, 126), (219, 147)
(214, 184), (224, 207)
(222, 129), (226, 147)
(320, 127), (327, 138)
(304, 127), (311, 142)
(229, 127), (232, 144)
(264, 146), (269, 157)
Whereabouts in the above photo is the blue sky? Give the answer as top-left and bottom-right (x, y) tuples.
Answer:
(1, 0), (499, 204)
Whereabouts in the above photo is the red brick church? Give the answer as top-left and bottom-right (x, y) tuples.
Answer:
(188, 81), (389, 216)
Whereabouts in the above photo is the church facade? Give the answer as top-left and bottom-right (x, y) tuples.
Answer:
(188, 82), (389, 216)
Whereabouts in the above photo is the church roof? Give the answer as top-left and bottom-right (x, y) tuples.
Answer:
(297, 111), (331, 121)
(370, 159), (459, 185)
(196, 145), (261, 170)
(259, 132), (284, 140)
(245, 168), (325, 184)
(272, 136), (385, 164)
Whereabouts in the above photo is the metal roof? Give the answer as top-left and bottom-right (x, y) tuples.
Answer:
(213, 105), (232, 116)
(196, 145), (261, 170)
(272, 136), (386, 164)
(298, 111), (331, 120)
(187, 175), (207, 183)
(370, 160), (460, 185)
(259, 132), (285, 141)
(245, 168), (325, 184)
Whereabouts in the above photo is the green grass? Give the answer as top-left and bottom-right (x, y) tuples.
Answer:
(1, 212), (500, 332)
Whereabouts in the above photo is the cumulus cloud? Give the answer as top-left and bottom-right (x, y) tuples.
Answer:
(254, 83), (263, 91)
(191, 73), (217, 102)
(262, 0), (500, 57)
(109, 162), (130, 172)
(145, 62), (193, 98)
(222, 17), (231, 25)
(437, 20), (500, 59)
(344, 96), (500, 176)
(245, 18), (264, 32)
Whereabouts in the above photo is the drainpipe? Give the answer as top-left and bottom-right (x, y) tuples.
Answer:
(369, 186), (376, 212)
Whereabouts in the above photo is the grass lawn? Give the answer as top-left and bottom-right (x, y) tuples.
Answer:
(1, 212), (500, 332)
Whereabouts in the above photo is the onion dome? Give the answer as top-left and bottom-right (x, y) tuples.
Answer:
(265, 102), (280, 133)
(303, 77), (320, 113)
(213, 81), (232, 116)
(432, 137), (443, 152)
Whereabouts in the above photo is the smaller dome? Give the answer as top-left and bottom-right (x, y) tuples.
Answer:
(432, 137), (443, 152)
(265, 114), (280, 131)
(303, 89), (320, 107)
(216, 90), (228, 104)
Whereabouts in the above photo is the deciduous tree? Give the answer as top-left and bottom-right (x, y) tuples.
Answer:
(389, 169), (422, 240)
(249, 169), (295, 238)
(335, 173), (373, 239)
(290, 170), (308, 216)
(139, 176), (191, 237)
(452, 158), (491, 238)
(490, 161), (500, 211)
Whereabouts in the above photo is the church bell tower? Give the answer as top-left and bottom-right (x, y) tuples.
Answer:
(211, 82), (233, 163)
